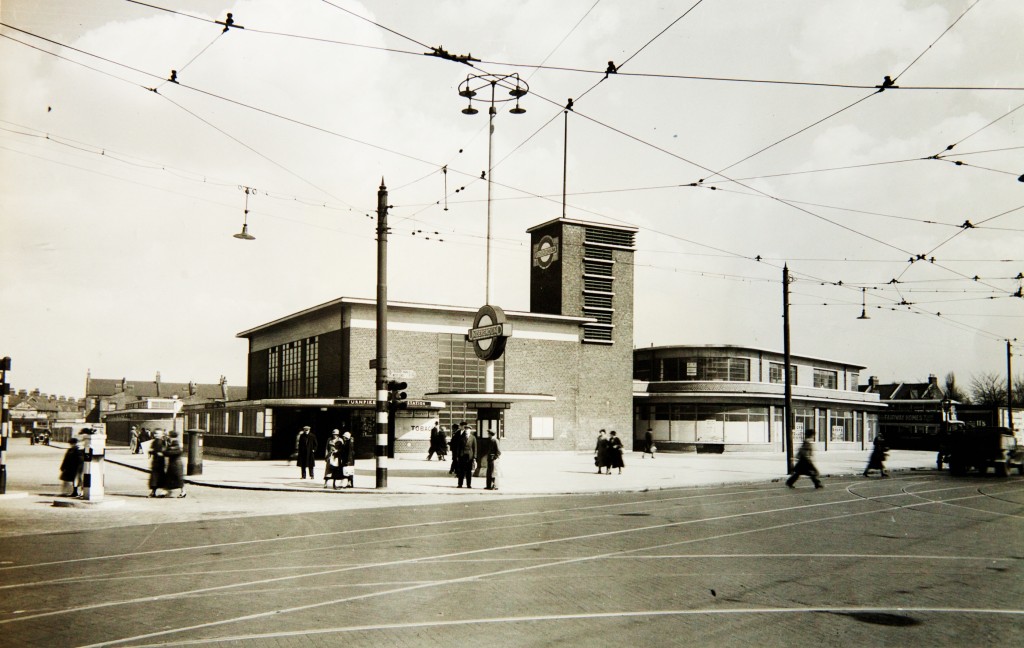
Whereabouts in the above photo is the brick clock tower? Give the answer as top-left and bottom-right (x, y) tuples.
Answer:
(526, 217), (637, 443)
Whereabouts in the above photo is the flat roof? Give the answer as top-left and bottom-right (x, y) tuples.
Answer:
(236, 297), (595, 338)
(526, 217), (638, 234)
(634, 344), (867, 370)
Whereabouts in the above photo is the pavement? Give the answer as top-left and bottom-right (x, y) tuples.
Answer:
(0, 438), (943, 536)
(8, 437), (939, 496)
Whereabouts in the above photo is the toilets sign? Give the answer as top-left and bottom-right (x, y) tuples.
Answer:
(468, 304), (512, 361)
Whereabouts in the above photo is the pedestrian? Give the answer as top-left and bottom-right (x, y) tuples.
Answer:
(148, 429), (167, 497)
(324, 429), (342, 489)
(641, 427), (656, 459)
(786, 429), (824, 489)
(436, 426), (448, 462)
(594, 429), (609, 474)
(138, 427), (152, 454)
(129, 425), (140, 454)
(295, 426), (318, 480)
(340, 430), (356, 488)
(161, 430), (186, 498)
(58, 438), (84, 497)
(448, 423), (462, 474)
(863, 434), (889, 478)
(607, 430), (625, 474)
(456, 426), (477, 488)
(427, 426), (441, 461)
(483, 429), (501, 490)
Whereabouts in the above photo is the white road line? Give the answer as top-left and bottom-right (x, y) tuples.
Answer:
(109, 606), (1024, 647)
(73, 490), (1017, 647)
(0, 485), (776, 571)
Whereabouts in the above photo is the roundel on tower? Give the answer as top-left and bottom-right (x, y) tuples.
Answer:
(532, 235), (559, 270)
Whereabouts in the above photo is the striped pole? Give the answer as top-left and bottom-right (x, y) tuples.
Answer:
(375, 180), (389, 488)
(81, 429), (106, 501)
(0, 356), (11, 495)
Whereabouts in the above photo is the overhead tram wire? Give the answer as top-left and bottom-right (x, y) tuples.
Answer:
(318, 0), (432, 50)
(489, 0), (707, 182)
(0, 119), (365, 213)
(698, 0), (986, 185)
(890, 0), (982, 85)
(155, 93), (359, 211)
(471, 60), (1024, 92)
(115, 0), (1024, 93)
(5, 21), (1009, 312)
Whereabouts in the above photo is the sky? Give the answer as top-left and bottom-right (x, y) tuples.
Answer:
(1, 0), (1022, 399)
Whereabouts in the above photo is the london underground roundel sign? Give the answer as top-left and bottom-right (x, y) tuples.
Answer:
(468, 304), (511, 361)
(532, 235), (559, 270)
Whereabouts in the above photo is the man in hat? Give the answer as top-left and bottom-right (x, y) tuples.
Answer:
(295, 426), (318, 480)
(456, 425), (477, 489)
(483, 429), (501, 490)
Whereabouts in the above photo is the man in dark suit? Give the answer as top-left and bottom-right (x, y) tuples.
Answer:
(457, 427), (477, 488)
(448, 423), (462, 475)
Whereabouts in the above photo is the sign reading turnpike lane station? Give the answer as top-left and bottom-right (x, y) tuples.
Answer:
(469, 304), (512, 361)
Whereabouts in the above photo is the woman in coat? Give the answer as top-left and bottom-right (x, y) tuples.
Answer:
(863, 434), (889, 477)
(340, 431), (356, 488)
(148, 429), (167, 497)
(161, 430), (186, 497)
(59, 438), (84, 497)
(594, 429), (609, 474)
(323, 430), (343, 489)
(607, 430), (625, 474)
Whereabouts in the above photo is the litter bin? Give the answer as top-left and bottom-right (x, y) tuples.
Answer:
(186, 429), (204, 476)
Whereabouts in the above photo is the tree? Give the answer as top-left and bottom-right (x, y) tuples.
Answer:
(943, 372), (969, 404)
(1014, 374), (1024, 408)
(970, 372), (1006, 406)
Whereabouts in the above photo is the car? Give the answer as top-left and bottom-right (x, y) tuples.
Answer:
(944, 426), (1023, 477)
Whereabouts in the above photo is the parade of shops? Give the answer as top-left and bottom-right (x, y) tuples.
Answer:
(633, 344), (885, 453)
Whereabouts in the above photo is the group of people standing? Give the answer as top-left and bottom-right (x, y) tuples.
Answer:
(147, 428), (186, 497)
(293, 426), (355, 489)
(448, 422), (501, 489)
(594, 429), (625, 474)
(128, 425), (153, 454)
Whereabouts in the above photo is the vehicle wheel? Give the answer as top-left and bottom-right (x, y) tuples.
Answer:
(995, 462), (1009, 478)
(949, 459), (966, 476)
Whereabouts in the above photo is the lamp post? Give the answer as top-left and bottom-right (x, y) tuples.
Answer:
(456, 73), (528, 306)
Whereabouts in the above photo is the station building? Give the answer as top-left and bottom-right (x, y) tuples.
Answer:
(184, 217), (639, 459)
(633, 345), (885, 452)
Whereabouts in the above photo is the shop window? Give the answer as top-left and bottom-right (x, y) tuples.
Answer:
(829, 409), (855, 442)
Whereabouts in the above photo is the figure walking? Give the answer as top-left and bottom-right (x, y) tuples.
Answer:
(161, 430), (187, 497)
(594, 429), (609, 474)
(59, 438), (84, 497)
(148, 429), (167, 497)
(295, 426), (318, 480)
(641, 427), (656, 459)
(863, 434), (889, 477)
(607, 430), (625, 474)
(786, 429), (823, 489)
(129, 425), (140, 454)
